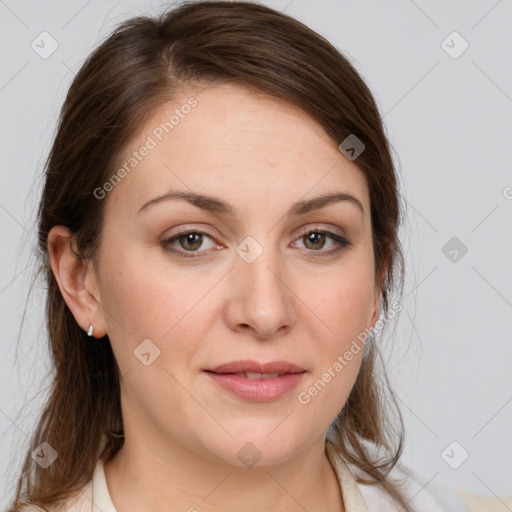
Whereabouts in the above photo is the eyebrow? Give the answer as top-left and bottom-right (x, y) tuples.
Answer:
(137, 190), (364, 217)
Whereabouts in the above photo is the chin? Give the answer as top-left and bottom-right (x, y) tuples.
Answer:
(196, 428), (310, 468)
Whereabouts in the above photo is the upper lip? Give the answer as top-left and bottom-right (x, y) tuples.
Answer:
(205, 360), (305, 374)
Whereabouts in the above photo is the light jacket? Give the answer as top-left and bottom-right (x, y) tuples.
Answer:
(19, 440), (473, 512)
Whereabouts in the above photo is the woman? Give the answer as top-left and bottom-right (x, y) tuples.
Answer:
(9, 1), (469, 511)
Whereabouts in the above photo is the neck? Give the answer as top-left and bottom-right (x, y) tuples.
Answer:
(103, 434), (344, 512)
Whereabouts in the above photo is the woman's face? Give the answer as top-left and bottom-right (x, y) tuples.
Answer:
(90, 83), (381, 466)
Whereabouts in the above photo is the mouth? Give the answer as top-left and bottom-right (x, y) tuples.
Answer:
(205, 371), (289, 379)
(205, 359), (305, 375)
(203, 360), (306, 402)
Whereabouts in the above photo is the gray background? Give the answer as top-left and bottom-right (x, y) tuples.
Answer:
(1, 0), (511, 507)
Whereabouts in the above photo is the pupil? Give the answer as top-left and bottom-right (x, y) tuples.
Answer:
(306, 232), (324, 249)
(182, 233), (202, 250)
(179, 232), (326, 252)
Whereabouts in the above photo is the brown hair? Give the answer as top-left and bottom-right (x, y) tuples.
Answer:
(9, 1), (409, 510)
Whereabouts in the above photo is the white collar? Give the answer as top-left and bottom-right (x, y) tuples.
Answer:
(325, 440), (370, 511)
(91, 457), (117, 512)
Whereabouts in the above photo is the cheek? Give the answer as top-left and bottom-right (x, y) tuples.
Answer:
(316, 281), (368, 378)
(98, 243), (192, 333)
(295, 279), (370, 425)
(299, 260), (374, 395)
(307, 263), (375, 341)
(97, 245), (216, 374)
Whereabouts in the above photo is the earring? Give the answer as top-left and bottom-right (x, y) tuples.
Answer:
(87, 325), (94, 337)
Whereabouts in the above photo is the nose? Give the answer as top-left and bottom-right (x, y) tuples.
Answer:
(224, 241), (297, 340)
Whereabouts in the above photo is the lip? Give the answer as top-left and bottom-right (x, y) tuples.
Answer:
(206, 360), (305, 374)
(204, 359), (306, 402)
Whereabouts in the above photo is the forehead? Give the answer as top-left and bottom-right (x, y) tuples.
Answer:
(105, 83), (370, 219)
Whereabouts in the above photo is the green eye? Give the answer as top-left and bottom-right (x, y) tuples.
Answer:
(294, 230), (351, 256)
(161, 229), (351, 258)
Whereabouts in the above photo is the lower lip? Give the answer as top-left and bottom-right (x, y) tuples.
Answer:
(204, 371), (306, 402)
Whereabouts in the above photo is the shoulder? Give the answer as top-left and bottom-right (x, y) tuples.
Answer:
(351, 460), (471, 512)
(325, 440), (470, 511)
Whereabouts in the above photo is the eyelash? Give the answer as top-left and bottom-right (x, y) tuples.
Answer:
(161, 228), (351, 259)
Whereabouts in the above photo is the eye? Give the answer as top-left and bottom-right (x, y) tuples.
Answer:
(161, 227), (351, 258)
(292, 228), (351, 257)
(161, 230), (219, 257)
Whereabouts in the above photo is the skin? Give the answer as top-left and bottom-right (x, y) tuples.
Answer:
(48, 83), (386, 512)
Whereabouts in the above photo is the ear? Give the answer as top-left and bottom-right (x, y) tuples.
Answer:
(47, 225), (107, 338)
(370, 244), (392, 327)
